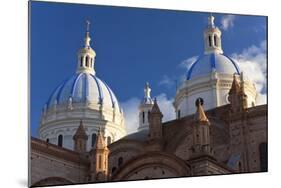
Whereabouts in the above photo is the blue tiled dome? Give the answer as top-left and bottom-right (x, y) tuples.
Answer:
(47, 72), (121, 112)
(187, 53), (240, 80)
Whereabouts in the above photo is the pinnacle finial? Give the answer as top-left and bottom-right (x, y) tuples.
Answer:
(194, 98), (210, 125)
(151, 97), (162, 115)
(86, 20), (90, 32)
(154, 97), (157, 103)
(208, 13), (215, 28)
(84, 20), (92, 48)
(229, 73), (241, 95)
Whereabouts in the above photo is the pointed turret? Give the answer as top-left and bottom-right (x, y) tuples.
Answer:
(229, 74), (241, 95)
(191, 98), (212, 157)
(228, 73), (248, 112)
(94, 127), (106, 149)
(194, 98), (210, 125)
(148, 98), (163, 140)
(73, 120), (88, 153)
(151, 98), (162, 114)
(76, 20), (97, 74)
(90, 127), (109, 182)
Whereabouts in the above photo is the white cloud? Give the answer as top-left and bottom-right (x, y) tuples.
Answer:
(121, 97), (140, 134)
(159, 75), (175, 88)
(121, 93), (175, 134)
(256, 93), (267, 105)
(176, 55), (198, 86)
(221, 15), (236, 31)
(230, 40), (267, 105)
(179, 56), (198, 70)
(155, 93), (176, 122)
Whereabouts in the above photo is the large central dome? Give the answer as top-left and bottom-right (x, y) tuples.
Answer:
(39, 22), (126, 151)
(47, 72), (121, 112)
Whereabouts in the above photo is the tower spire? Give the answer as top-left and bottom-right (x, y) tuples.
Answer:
(204, 14), (223, 54)
(194, 98), (210, 125)
(73, 120), (88, 152)
(76, 20), (97, 74)
(85, 20), (91, 48)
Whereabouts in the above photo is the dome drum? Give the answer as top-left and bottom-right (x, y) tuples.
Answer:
(174, 73), (257, 116)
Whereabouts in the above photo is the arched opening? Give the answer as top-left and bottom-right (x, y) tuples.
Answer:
(259, 142), (268, 172)
(98, 155), (102, 169)
(85, 56), (89, 67)
(142, 111), (145, 123)
(58, 135), (63, 147)
(208, 35), (212, 47)
(112, 167), (117, 174)
(107, 136), (111, 145)
(214, 35), (218, 46)
(238, 161), (242, 172)
(91, 133), (96, 147)
(111, 152), (191, 180)
(118, 157), (123, 167)
(177, 110), (181, 119)
(80, 57), (83, 67)
(32, 177), (73, 187)
(46, 138), (49, 143)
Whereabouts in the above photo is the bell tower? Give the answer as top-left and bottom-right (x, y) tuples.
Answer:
(138, 82), (154, 131)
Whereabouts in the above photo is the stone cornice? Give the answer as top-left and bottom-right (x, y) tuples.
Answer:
(31, 137), (89, 166)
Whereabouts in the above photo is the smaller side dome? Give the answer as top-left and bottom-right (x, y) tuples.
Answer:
(187, 53), (240, 80)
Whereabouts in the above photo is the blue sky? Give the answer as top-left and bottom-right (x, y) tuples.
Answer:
(30, 1), (267, 136)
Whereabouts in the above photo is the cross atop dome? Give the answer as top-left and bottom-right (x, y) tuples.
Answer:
(208, 14), (215, 28)
(204, 14), (223, 54)
(84, 20), (91, 48)
(76, 20), (97, 74)
(86, 20), (90, 31)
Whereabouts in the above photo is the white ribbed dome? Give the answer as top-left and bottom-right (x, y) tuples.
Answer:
(187, 53), (240, 80)
(47, 72), (121, 112)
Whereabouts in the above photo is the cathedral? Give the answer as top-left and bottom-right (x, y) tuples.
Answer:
(30, 15), (267, 187)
